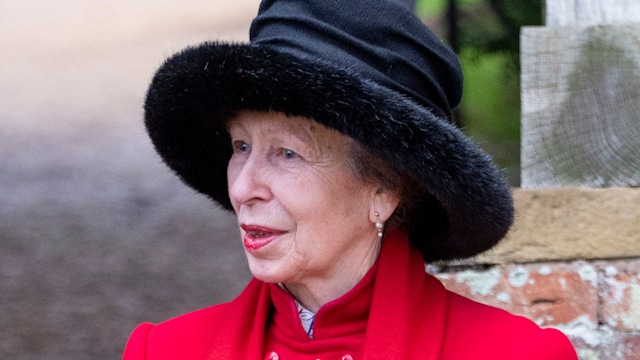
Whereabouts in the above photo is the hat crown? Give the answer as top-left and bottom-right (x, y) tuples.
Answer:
(250, 0), (462, 119)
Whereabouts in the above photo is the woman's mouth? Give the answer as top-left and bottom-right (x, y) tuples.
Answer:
(240, 224), (285, 251)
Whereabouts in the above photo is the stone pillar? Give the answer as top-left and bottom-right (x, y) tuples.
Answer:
(546, 0), (640, 27)
(521, 0), (640, 188)
(435, 1), (640, 358)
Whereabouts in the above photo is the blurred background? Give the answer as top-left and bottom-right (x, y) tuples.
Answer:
(417, 0), (543, 185)
(0, 0), (541, 358)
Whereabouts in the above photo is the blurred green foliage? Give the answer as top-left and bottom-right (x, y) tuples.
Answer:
(416, 0), (543, 184)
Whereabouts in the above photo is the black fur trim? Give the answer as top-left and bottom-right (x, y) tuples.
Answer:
(144, 42), (514, 261)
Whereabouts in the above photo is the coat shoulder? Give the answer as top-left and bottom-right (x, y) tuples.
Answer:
(123, 302), (234, 360)
(442, 291), (578, 359)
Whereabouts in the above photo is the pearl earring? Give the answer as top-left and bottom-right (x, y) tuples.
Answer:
(374, 212), (384, 239)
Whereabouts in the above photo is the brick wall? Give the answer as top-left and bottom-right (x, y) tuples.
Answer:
(428, 259), (640, 359)
(429, 188), (640, 359)
(517, 2), (640, 356)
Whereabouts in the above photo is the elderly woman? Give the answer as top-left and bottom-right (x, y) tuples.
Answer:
(124, 0), (577, 359)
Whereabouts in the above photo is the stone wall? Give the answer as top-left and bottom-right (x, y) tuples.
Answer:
(430, 259), (640, 359)
(504, 1), (640, 357)
(427, 188), (640, 359)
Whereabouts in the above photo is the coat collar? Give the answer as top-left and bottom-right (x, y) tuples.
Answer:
(205, 230), (448, 359)
(363, 230), (447, 359)
(269, 262), (377, 342)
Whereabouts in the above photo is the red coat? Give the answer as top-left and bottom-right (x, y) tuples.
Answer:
(123, 231), (577, 359)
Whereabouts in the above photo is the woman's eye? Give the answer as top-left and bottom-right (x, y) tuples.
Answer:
(232, 141), (250, 153)
(281, 148), (299, 159)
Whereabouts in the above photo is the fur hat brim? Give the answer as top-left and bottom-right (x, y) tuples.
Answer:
(144, 42), (514, 262)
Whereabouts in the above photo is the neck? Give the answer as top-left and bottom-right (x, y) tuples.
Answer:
(283, 238), (381, 313)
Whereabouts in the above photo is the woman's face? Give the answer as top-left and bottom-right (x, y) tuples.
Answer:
(227, 111), (385, 288)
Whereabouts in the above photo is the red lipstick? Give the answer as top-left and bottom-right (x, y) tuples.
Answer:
(240, 224), (284, 251)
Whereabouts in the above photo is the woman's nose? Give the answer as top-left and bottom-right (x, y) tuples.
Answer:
(227, 155), (272, 207)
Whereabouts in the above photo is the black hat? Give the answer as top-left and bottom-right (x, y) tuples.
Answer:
(144, 0), (514, 261)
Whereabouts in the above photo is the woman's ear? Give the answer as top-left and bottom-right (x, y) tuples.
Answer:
(370, 189), (400, 223)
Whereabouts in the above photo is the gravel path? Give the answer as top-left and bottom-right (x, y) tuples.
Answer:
(1, 1), (259, 358)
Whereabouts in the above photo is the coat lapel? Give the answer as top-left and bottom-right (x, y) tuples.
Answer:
(203, 230), (447, 360)
(204, 278), (272, 359)
(363, 230), (448, 360)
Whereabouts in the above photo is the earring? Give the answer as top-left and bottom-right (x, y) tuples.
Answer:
(374, 212), (384, 239)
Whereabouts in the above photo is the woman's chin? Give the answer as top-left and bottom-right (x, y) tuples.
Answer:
(246, 258), (288, 284)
